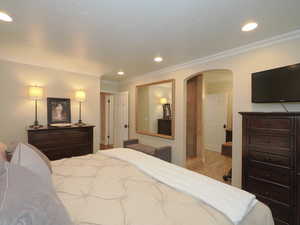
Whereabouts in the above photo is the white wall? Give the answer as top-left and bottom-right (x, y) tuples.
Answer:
(100, 79), (120, 93)
(120, 36), (300, 188)
(0, 59), (100, 152)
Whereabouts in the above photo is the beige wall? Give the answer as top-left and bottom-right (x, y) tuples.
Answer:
(120, 37), (300, 187)
(0, 59), (100, 152)
(100, 79), (120, 93)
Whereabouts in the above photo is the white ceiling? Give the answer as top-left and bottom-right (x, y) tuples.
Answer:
(1, 0), (300, 80)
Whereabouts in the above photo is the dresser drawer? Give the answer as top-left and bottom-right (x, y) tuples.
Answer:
(248, 118), (293, 131)
(274, 219), (289, 225)
(246, 178), (291, 204)
(248, 134), (292, 150)
(257, 194), (292, 224)
(249, 151), (291, 167)
(42, 144), (92, 160)
(28, 126), (94, 161)
(248, 161), (291, 186)
(29, 129), (90, 147)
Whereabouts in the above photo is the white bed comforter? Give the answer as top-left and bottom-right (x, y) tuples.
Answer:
(102, 149), (257, 225)
(52, 149), (274, 225)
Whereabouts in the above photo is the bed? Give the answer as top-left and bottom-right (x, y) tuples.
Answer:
(52, 148), (274, 225)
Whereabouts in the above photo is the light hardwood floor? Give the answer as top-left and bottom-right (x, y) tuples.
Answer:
(186, 150), (232, 184)
(100, 144), (114, 150)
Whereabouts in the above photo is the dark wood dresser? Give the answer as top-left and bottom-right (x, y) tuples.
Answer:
(158, 119), (172, 136)
(28, 126), (94, 160)
(240, 112), (299, 225)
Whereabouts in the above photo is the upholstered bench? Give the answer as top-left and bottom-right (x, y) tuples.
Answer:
(123, 139), (171, 162)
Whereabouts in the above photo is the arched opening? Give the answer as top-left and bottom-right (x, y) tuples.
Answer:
(185, 69), (233, 184)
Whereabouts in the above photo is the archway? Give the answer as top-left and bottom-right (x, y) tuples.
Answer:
(185, 69), (233, 183)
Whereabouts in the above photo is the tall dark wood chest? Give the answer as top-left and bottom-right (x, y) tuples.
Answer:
(28, 125), (94, 160)
(240, 112), (299, 225)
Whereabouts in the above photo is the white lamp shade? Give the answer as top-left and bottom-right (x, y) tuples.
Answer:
(29, 86), (43, 100)
(75, 90), (86, 102)
(160, 98), (168, 104)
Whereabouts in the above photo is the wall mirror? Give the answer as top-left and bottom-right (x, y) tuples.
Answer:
(136, 79), (175, 139)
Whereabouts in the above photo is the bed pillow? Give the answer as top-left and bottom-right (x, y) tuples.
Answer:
(25, 143), (53, 173)
(0, 142), (7, 161)
(11, 143), (52, 186)
(5, 141), (19, 161)
(0, 161), (73, 225)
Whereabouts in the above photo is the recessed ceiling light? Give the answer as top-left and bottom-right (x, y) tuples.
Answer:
(0, 12), (13, 22)
(242, 22), (258, 32)
(117, 71), (125, 76)
(154, 56), (163, 62)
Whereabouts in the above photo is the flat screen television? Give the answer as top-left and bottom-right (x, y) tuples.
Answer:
(252, 63), (300, 103)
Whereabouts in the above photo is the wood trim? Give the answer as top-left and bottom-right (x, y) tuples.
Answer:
(137, 130), (174, 140)
(136, 79), (175, 140)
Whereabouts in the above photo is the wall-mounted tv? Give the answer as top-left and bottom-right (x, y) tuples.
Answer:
(252, 63), (300, 103)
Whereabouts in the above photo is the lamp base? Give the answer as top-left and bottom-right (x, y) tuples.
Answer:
(29, 124), (43, 129)
(74, 121), (86, 127)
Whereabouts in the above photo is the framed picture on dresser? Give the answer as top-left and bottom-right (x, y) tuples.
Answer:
(47, 98), (71, 125)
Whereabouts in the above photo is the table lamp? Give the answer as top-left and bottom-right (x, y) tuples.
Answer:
(75, 90), (86, 126)
(29, 86), (43, 129)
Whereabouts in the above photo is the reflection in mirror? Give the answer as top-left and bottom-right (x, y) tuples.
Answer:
(136, 80), (174, 139)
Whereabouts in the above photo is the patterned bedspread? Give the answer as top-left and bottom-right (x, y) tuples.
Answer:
(52, 152), (274, 225)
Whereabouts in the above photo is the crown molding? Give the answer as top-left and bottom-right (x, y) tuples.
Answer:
(122, 29), (300, 85)
(0, 57), (101, 77)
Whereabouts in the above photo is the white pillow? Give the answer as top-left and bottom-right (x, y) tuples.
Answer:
(11, 143), (52, 186)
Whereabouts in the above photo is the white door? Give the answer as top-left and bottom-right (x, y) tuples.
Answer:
(203, 93), (228, 152)
(115, 91), (129, 147)
(105, 95), (114, 145)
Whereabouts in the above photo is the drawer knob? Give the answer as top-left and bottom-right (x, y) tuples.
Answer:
(265, 191), (270, 196)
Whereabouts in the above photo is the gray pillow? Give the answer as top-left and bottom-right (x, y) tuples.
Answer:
(0, 161), (73, 225)
(11, 143), (52, 186)
(24, 143), (53, 173)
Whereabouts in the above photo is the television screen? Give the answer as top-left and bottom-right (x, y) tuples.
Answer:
(252, 63), (300, 103)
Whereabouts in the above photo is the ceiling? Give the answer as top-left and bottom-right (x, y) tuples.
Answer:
(1, 0), (300, 80)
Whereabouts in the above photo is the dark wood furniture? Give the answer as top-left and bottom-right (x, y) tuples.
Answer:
(28, 125), (94, 160)
(240, 112), (300, 225)
(158, 119), (172, 136)
(226, 129), (232, 142)
(221, 142), (232, 157)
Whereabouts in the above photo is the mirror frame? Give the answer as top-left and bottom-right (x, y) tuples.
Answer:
(136, 79), (175, 140)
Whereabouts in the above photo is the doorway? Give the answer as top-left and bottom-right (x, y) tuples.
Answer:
(186, 70), (233, 184)
(100, 90), (129, 150)
(100, 92), (114, 150)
